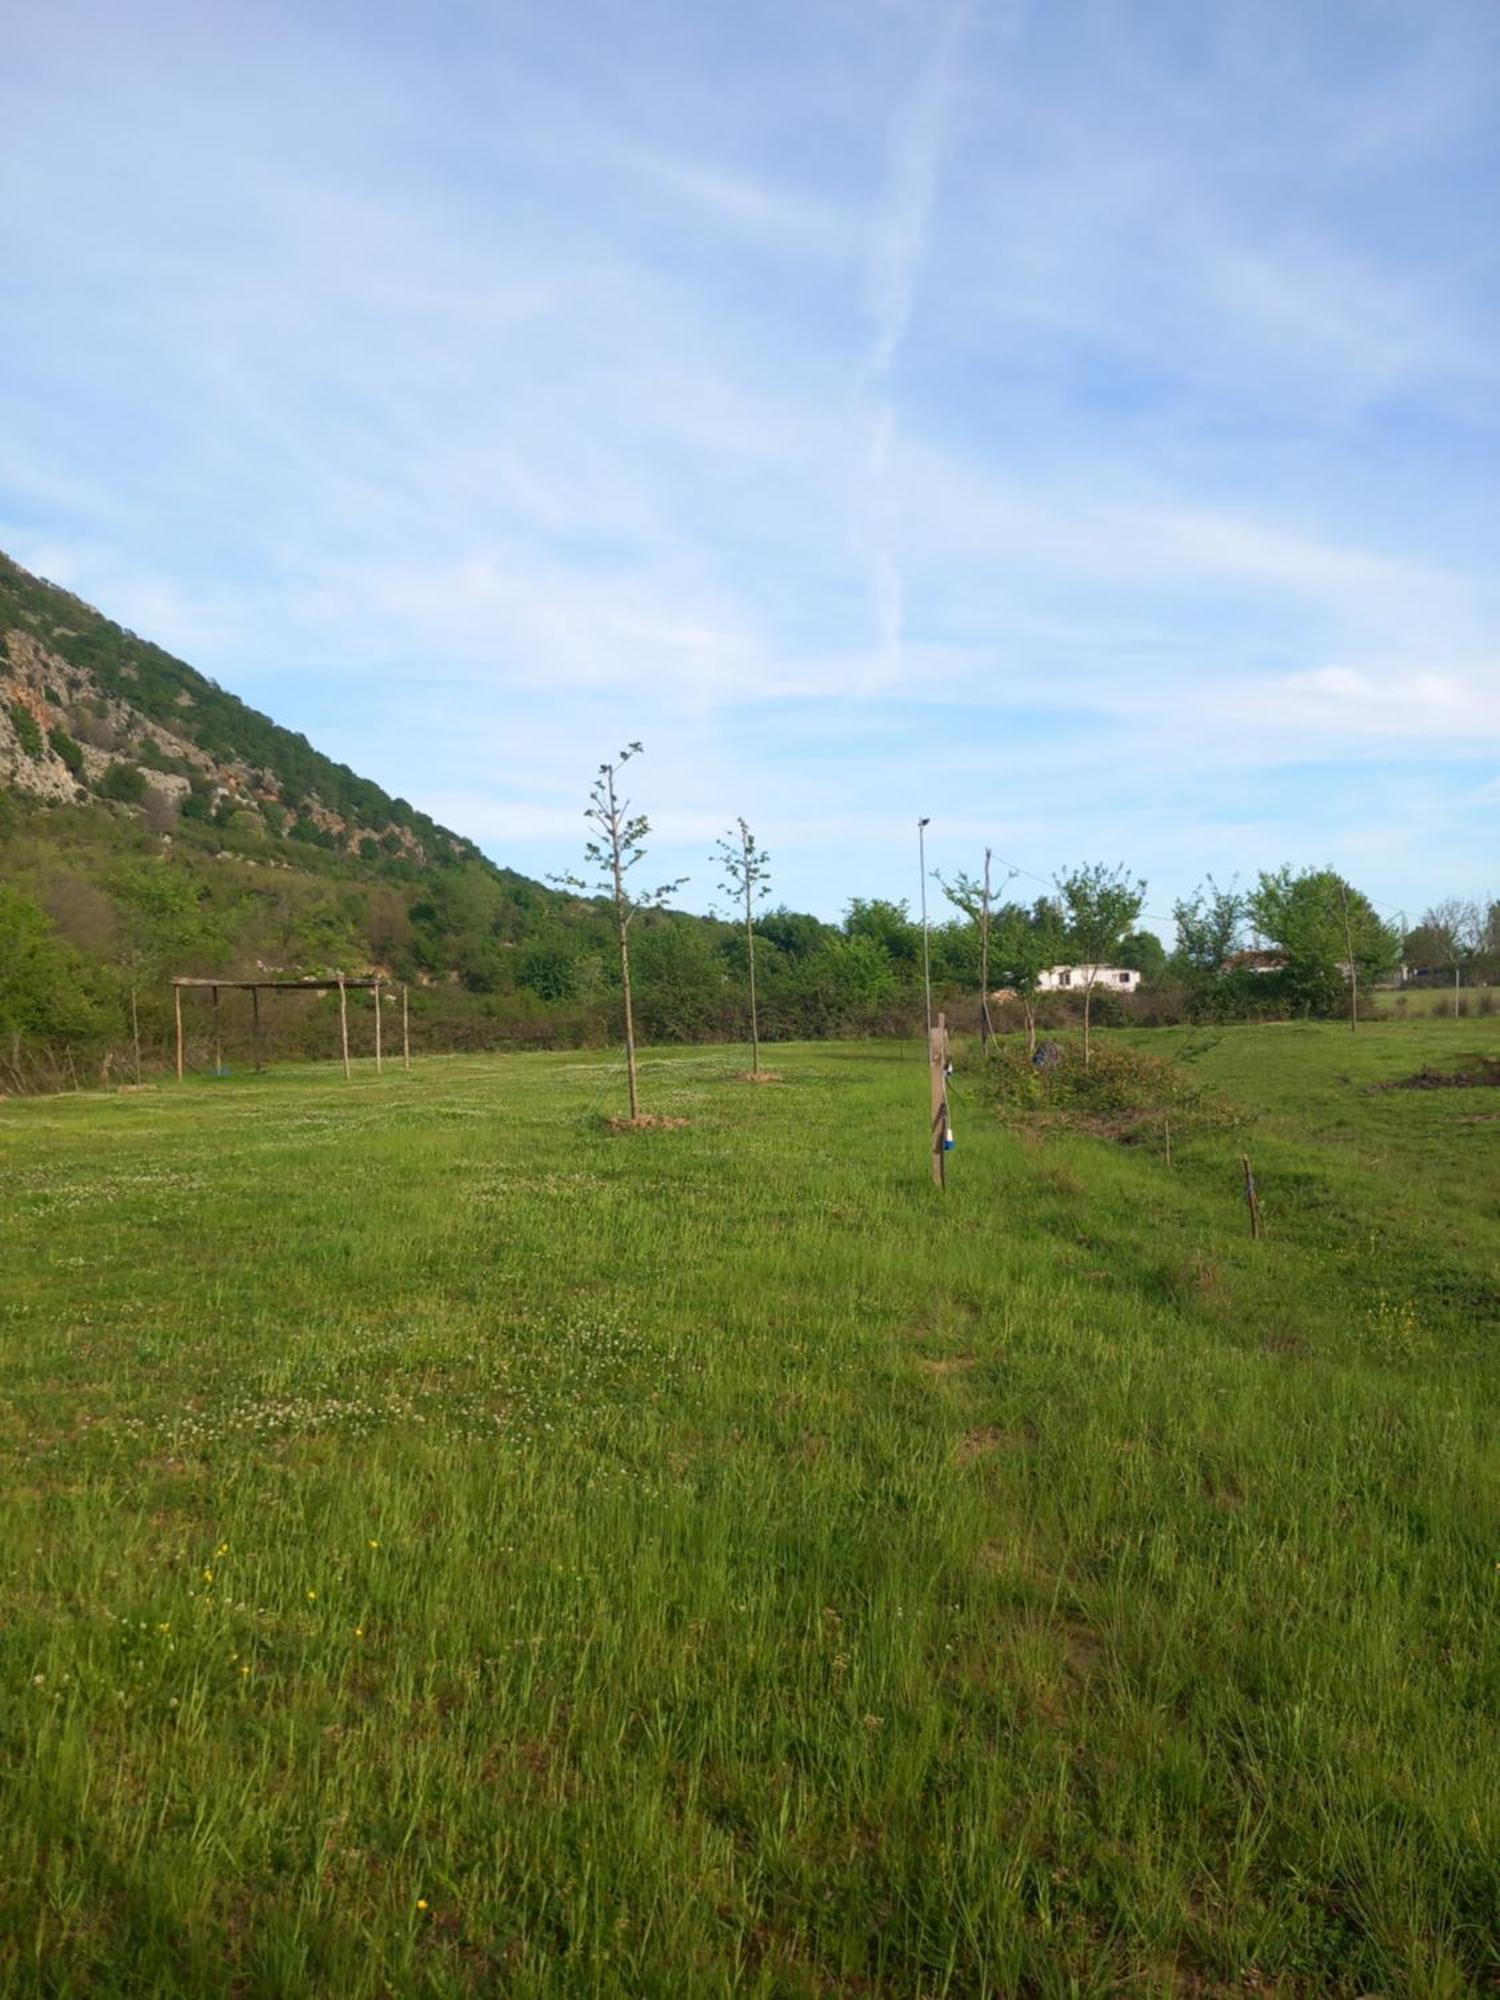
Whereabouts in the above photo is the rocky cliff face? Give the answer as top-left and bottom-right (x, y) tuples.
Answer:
(0, 556), (438, 863)
(3, 627), (198, 810)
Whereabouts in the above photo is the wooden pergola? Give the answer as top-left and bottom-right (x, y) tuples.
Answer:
(170, 975), (408, 1081)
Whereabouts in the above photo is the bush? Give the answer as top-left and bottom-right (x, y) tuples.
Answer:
(967, 1038), (1243, 1144)
(8, 701), (43, 758)
(47, 726), (84, 776)
(100, 762), (147, 803)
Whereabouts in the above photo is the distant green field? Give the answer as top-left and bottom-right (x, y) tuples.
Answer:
(1369, 982), (1495, 1019)
(2, 1024), (1498, 1996)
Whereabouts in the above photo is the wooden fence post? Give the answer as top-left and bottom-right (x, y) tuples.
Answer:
(929, 1011), (950, 1189)
(1241, 1154), (1263, 1239)
(212, 985), (222, 1075)
(252, 985), (263, 1072)
(338, 975), (351, 1081)
(174, 983), (184, 1082)
(402, 985), (410, 1070)
(374, 980), (383, 1076)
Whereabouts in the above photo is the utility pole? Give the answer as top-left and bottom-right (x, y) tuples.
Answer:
(918, 817), (933, 1041)
(1338, 879), (1358, 1034)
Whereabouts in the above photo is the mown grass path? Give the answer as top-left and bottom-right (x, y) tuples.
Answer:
(1, 1026), (1497, 1996)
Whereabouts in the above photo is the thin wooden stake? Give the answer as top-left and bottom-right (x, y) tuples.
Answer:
(1163, 1116), (1172, 1169)
(374, 979), (383, 1075)
(929, 1010), (950, 1189)
(252, 985), (263, 1072)
(174, 983), (184, 1081)
(402, 985), (410, 1070)
(338, 974), (351, 1080)
(213, 985), (222, 1075)
(130, 984), (141, 1086)
(1241, 1153), (1263, 1240)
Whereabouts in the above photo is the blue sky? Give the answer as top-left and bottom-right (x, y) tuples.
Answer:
(3, 0), (1497, 930)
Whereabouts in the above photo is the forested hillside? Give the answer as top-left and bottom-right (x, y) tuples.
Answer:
(0, 555), (957, 1087)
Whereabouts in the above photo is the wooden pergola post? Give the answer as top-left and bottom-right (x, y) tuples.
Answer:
(337, 975), (351, 1080)
(170, 975), (379, 1081)
(402, 985), (410, 1070)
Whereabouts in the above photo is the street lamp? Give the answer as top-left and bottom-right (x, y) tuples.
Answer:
(918, 817), (932, 1040)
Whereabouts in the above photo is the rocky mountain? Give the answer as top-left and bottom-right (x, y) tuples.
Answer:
(0, 551), (468, 865)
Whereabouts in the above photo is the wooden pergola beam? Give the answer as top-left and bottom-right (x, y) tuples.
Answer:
(169, 974), (399, 1080)
(170, 976), (381, 991)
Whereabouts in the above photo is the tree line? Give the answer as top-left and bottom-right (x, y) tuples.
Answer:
(2, 742), (1495, 1093)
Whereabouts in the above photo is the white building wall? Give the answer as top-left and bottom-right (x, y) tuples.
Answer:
(1036, 964), (1141, 994)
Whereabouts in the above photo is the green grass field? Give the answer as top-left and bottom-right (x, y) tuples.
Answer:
(1368, 984), (1495, 1020)
(3, 1023), (1498, 1997)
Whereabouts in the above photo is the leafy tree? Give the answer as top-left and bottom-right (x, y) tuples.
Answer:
(756, 907), (829, 959)
(0, 887), (104, 1080)
(1248, 867), (1397, 1022)
(991, 898), (1061, 1056)
(1170, 878), (1246, 1018)
(1119, 930), (1166, 980)
(1055, 864), (1146, 1066)
(1173, 879), (1244, 979)
(1479, 899), (1500, 979)
(551, 745), (684, 1122)
(844, 898), (919, 966)
(632, 921), (724, 1043)
(516, 939), (580, 1004)
(940, 850), (1010, 1048)
(715, 818), (772, 1074)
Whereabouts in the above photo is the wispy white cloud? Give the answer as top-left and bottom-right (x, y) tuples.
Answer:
(858, 0), (979, 681)
(2, 0), (1497, 921)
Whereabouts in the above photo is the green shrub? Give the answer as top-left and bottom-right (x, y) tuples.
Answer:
(100, 762), (147, 804)
(47, 726), (84, 776)
(968, 1038), (1243, 1143)
(8, 702), (43, 758)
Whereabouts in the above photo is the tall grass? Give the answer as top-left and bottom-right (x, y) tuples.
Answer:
(1, 1024), (1497, 1995)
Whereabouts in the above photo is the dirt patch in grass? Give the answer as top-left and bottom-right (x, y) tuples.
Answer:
(736, 1070), (781, 1085)
(1371, 1056), (1500, 1092)
(955, 1425), (1031, 1464)
(918, 1355), (976, 1378)
(607, 1114), (692, 1132)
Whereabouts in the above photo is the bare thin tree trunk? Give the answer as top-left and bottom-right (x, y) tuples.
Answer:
(978, 849), (993, 1050)
(745, 877), (760, 1075)
(607, 764), (640, 1120)
(619, 913), (639, 1119)
(1083, 981), (1093, 1069)
(130, 984), (141, 1085)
